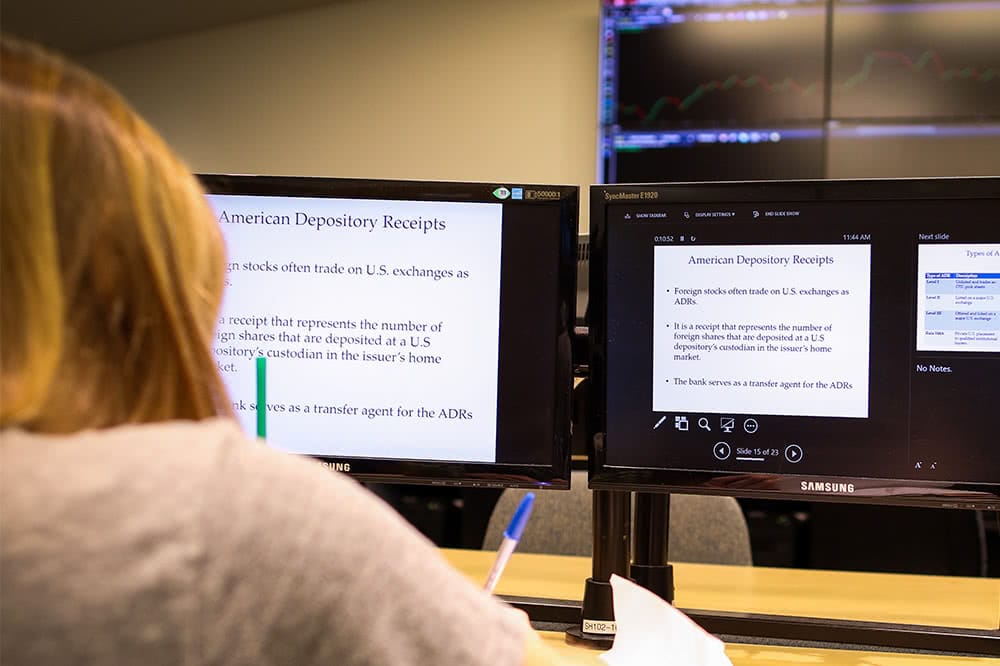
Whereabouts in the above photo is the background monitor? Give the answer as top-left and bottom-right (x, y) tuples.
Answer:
(598, 0), (1000, 182)
(200, 175), (577, 488)
(588, 178), (1000, 509)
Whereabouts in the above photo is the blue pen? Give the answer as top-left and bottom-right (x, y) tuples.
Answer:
(483, 492), (535, 594)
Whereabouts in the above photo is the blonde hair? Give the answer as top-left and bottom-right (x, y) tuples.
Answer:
(1, 37), (232, 432)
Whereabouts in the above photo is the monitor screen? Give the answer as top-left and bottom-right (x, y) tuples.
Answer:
(830, 0), (1000, 122)
(589, 178), (1000, 508)
(597, 0), (1000, 182)
(604, 127), (826, 183)
(200, 175), (577, 488)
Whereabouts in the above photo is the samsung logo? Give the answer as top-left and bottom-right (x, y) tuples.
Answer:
(801, 481), (855, 493)
(322, 462), (351, 472)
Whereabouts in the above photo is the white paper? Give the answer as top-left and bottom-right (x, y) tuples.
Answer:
(600, 575), (732, 666)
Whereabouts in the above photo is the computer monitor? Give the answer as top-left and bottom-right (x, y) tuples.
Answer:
(588, 178), (1000, 508)
(199, 175), (577, 488)
(597, 0), (1000, 182)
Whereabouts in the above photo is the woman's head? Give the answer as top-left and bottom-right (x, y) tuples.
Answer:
(1, 36), (231, 432)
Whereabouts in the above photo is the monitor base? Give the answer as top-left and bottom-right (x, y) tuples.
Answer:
(501, 594), (1000, 656)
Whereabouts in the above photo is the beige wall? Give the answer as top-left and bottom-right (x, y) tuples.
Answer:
(82, 0), (599, 222)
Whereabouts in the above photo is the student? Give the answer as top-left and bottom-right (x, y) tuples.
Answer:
(0, 37), (582, 666)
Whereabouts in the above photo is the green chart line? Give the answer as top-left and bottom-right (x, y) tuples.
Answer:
(622, 75), (820, 122)
(841, 49), (998, 90)
(619, 50), (996, 122)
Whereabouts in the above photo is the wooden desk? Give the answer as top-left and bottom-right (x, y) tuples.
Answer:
(442, 549), (1000, 665)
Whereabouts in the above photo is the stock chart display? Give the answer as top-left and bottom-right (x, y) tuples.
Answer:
(606, 128), (826, 182)
(599, 0), (1000, 182)
(614, 1), (827, 126)
(831, 0), (1000, 120)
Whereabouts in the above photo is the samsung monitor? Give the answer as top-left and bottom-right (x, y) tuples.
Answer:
(200, 175), (577, 488)
(589, 177), (1000, 508)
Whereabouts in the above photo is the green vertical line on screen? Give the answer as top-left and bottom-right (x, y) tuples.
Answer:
(256, 356), (267, 439)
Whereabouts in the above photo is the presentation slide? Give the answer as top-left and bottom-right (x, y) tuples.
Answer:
(652, 244), (872, 418)
(208, 194), (503, 462)
(917, 243), (1000, 353)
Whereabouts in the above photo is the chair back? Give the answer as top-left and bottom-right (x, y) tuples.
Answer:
(483, 471), (752, 565)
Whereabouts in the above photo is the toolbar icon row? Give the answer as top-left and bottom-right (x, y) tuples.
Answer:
(660, 415), (759, 434)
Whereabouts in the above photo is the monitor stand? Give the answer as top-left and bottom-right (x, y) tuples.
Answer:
(563, 487), (630, 649)
(503, 490), (999, 655)
(629, 491), (674, 603)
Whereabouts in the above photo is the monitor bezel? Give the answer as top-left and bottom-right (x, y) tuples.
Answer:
(199, 174), (578, 489)
(588, 177), (1000, 508)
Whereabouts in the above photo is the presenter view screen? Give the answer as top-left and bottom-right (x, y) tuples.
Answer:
(592, 179), (999, 508)
(200, 176), (577, 488)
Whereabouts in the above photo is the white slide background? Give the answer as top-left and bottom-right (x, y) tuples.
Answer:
(209, 194), (503, 462)
(652, 244), (872, 418)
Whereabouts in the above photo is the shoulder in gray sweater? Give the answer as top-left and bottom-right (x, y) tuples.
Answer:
(0, 419), (526, 666)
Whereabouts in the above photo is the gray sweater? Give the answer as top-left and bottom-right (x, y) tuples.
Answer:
(1, 419), (526, 665)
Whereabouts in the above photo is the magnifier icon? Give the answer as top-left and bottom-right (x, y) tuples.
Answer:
(698, 417), (711, 431)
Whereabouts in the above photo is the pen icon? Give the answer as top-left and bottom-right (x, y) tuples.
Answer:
(483, 493), (535, 594)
